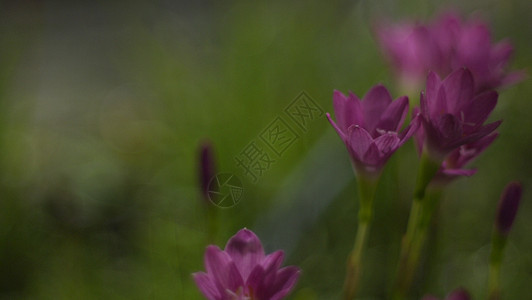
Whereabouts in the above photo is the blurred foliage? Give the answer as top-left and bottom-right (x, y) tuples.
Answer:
(0, 0), (530, 299)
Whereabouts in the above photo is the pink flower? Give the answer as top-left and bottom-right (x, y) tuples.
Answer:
(419, 68), (501, 160)
(326, 85), (419, 177)
(376, 20), (447, 91)
(376, 12), (525, 92)
(434, 133), (498, 183)
(193, 229), (300, 300)
(413, 118), (498, 184)
(423, 288), (470, 300)
(442, 13), (525, 92)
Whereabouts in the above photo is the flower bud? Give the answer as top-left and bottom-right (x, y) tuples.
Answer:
(199, 141), (216, 200)
(496, 181), (523, 235)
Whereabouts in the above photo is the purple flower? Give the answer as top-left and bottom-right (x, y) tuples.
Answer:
(326, 85), (419, 177)
(419, 68), (501, 160)
(434, 133), (498, 183)
(193, 229), (300, 300)
(423, 288), (470, 300)
(376, 20), (447, 92)
(413, 123), (498, 184)
(199, 141), (216, 200)
(375, 12), (525, 92)
(496, 182), (523, 235)
(444, 14), (525, 92)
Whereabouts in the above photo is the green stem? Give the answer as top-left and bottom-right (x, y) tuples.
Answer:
(403, 221), (430, 287)
(343, 176), (378, 300)
(207, 205), (218, 243)
(488, 231), (507, 300)
(343, 220), (370, 300)
(393, 152), (441, 299)
(488, 261), (501, 300)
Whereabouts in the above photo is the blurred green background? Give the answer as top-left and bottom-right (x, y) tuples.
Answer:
(0, 0), (530, 299)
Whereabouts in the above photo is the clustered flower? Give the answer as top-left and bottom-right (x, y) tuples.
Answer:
(328, 67), (503, 186)
(193, 10), (524, 300)
(330, 11), (524, 185)
(376, 12), (525, 93)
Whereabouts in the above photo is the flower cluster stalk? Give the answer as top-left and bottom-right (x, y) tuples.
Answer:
(343, 176), (378, 300)
(393, 152), (441, 299)
(488, 231), (506, 300)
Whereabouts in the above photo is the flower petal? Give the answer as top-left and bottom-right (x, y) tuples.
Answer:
(457, 23), (491, 67)
(430, 82), (448, 120)
(420, 91), (429, 118)
(376, 96), (409, 132)
(363, 142), (382, 167)
(501, 70), (527, 87)
(425, 71), (442, 115)
(362, 84), (393, 133)
(332, 91), (347, 130)
(326, 113), (347, 141)
(347, 125), (374, 161)
(225, 288), (248, 300)
(411, 109), (424, 154)
(374, 133), (401, 156)
(461, 90), (498, 134)
(348, 92), (364, 127)
(261, 250), (284, 273)
(225, 229), (265, 280)
(333, 90), (364, 132)
(192, 272), (222, 300)
(399, 113), (422, 145)
(245, 265), (265, 294)
(448, 120), (501, 150)
(442, 68), (475, 114)
(269, 266), (301, 300)
(454, 132), (498, 167)
(441, 168), (477, 177)
(205, 246), (244, 294)
(491, 40), (513, 67)
(437, 113), (463, 144)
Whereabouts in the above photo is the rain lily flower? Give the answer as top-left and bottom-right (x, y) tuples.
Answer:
(419, 68), (501, 161)
(326, 84), (419, 178)
(495, 181), (523, 235)
(441, 13), (525, 92)
(193, 229), (300, 300)
(376, 20), (446, 93)
(423, 288), (470, 300)
(376, 12), (524, 93)
(327, 85), (418, 298)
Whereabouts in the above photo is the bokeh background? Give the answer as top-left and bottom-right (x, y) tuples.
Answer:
(1, 0), (530, 299)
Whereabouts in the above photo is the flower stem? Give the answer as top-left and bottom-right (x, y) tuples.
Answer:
(393, 152), (441, 299)
(488, 231), (507, 300)
(343, 176), (378, 300)
(343, 220), (369, 300)
(488, 261), (501, 300)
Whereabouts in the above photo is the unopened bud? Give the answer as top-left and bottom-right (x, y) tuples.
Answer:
(495, 181), (522, 235)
